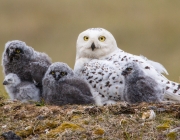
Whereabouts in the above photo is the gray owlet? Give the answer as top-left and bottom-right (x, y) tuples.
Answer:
(42, 62), (94, 106)
(121, 62), (165, 103)
(2, 40), (52, 87)
(3, 73), (40, 102)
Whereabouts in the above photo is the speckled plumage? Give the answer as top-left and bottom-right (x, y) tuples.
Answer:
(122, 62), (164, 103)
(42, 62), (94, 106)
(2, 40), (52, 86)
(74, 28), (180, 105)
(80, 59), (124, 105)
(3, 73), (40, 102)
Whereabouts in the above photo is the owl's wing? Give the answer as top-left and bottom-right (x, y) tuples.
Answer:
(81, 59), (124, 105)
(136, 78), (154, 94)
(140, 55), (168, 75)
(34, 52), (52, 65)
(63, 77), (92, 97)
(59, 83), (94, 105)
(18, 84), (40, 102)
(30, 62), (49, 85)
(135, 77), (162, 102)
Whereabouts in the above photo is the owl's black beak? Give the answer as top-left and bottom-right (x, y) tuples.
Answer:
(91, 42), (96, 51)
(54, 74), (61, 81)
(7, 48), (19, 62)
(121, 71), (128, 76)
(3, 80), (8, 85)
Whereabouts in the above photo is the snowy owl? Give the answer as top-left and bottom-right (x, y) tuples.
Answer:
(74, 28), (180, 105)
(122, 62), (164, 103)
(2, 40), (52, 86)
(3, 73), (40, 102)
(42, 62), (95, 106)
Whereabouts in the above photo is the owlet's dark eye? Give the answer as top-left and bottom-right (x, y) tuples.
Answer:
(16, 49), (21, 54)
(60, 72), (67, 76)
(8, 79), (12, 81)
(50, 71), (55, 75)
(126, 68), (132, 71)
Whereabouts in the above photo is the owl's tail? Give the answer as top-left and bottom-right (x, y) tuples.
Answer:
(164, 80), (180, 102)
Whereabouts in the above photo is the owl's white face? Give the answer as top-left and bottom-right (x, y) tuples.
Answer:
(76, 28), (118, 59)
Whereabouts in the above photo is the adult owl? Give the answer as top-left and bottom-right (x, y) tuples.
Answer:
(74, 28), (180, 105)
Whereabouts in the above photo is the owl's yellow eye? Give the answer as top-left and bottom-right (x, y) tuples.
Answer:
(83, 36), (89, 41)
(60, 72), (67, 76)
(51, 71), (55, 75)
(126, 68), (132, 71)
(98, 36), (106, 42)
(16, 49), (21, 53)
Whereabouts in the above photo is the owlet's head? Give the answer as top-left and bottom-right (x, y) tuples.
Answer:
(121, 62), (140, 77)
(3, 73), (21, 87)
(46, 62), (74, 82)
(5, 40), (34, 62)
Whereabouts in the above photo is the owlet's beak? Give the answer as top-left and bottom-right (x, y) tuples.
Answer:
(3, 80), (8, 85)
(91, 42), (96, 51)
(121, 70), (128, 76)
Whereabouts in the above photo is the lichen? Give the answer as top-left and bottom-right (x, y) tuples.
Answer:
(16, 127), (33, 138)
(94, 128), (105, 135)
(156, 122), (170, 131)
(47, 122), (84, 138)
(167, 132), (177, 140)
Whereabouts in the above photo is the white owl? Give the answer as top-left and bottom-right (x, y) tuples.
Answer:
(74, 28), (180, 105)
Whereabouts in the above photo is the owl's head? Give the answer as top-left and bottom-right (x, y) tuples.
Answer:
(4, 40), (34, 62)
(3, 73), (21, 87)
(45, 62), (74, 82)
(121, 62), (140, 77)
(76, 28), (119, 59)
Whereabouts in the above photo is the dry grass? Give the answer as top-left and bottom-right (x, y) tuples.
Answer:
(0, 96), (180, 140)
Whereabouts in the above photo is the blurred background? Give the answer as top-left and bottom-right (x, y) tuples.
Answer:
(0, 0), (180, 97)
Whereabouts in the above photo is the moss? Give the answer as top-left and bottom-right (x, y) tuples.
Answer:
(47, 122), (84, 138)
(71, 115), (81, 120)
(16, 127), (33, 138)
(94, 128), (105, 135)
(46, 121), (59, 128)
(123, 131), (131, 140)
(35, 121), (59, 133)
(156, 122), (170, 131)
(120, 119), (128, 125)
(83, 120), (89, 125)
(167, 132), (177, 140)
